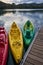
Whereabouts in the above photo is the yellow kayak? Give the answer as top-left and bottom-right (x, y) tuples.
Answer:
(9, 22), (23, 64)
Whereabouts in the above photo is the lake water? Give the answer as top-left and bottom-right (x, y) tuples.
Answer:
(0, 9), (43, 65)
(0, 9), (43, 33)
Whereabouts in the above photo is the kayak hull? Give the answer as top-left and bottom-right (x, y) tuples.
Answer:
(0, 27), (8, 65)
(9, 22), (23, 64)
(23, 20), (35, 49)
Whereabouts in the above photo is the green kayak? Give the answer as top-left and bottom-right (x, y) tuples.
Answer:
(23, 20), (35, 50)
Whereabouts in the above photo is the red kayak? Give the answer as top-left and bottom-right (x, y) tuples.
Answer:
(0, 27), (8, 65)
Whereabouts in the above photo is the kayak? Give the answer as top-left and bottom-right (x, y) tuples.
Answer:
(23, 20), (35, 49)
(0, 27), (8, 65)
(9, 22), (23, 64)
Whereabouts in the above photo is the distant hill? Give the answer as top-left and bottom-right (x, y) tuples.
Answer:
(0, 1), (12, 9)
(0, 1), (43, 9)
(0, 1), (6, 5)
(17, 3), (43, 9)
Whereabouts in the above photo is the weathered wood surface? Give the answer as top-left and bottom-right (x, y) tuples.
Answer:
(23, 27), (43, 65)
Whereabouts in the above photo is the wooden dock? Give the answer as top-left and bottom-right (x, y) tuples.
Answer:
(23, 27), (43, 65)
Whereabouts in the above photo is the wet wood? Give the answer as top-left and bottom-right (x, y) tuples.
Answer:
(23, 27), (43, 65)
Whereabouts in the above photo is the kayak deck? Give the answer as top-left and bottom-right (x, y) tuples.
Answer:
(23, 20), (35, 50)
(9, 22), (23, 64)
(0, 27), (8, 65)
(23, 27), (43, 65)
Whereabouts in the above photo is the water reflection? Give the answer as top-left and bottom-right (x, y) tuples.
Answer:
(0, 9), (43, 65)
(0, 9), (16, 16)
(0, 9), (43, 33)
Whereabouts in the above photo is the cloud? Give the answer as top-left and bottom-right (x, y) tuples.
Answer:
(0, 0), (13, 3)
(0, 0), (43, 4)
(16, 0), (21, 2)
(13, 0), (43, 4)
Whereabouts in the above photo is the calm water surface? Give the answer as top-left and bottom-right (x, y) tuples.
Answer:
(0, 9), (43, 65)
(0, 9), (43, 32)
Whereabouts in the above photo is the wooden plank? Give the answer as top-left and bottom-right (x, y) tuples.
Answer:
(32, 44), (43, 51)
(36, 36), (43, 40)
(30, 47), (43, 54)
(34, 42), (43, 46)
(26, 57), (43, 65)
(34, 38), (43, 42)
(30, 50), (43, 59)
(33, 44), (43, 49)
(27, 54), (43, 63)
(23, 27), (43, 65)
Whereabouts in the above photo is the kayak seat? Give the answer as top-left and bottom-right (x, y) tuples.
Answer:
(12, 42), (21, 47)
(0, 27), (4, 30)
(25, 31), (31, 39)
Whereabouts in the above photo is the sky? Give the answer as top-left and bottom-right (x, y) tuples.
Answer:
(0, 0), (43, 4)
